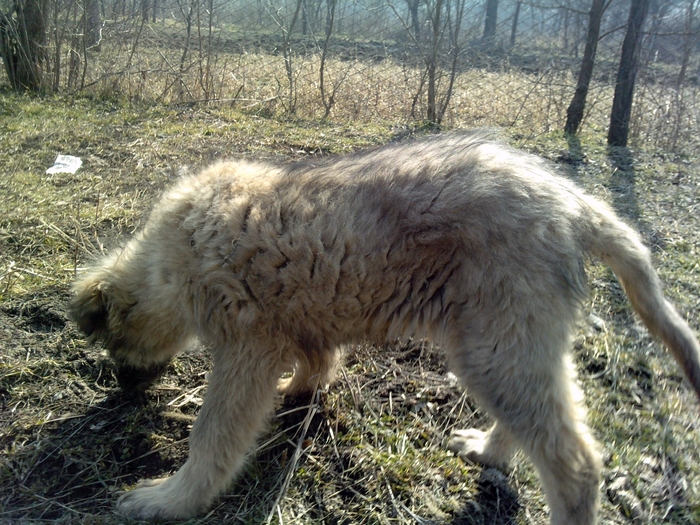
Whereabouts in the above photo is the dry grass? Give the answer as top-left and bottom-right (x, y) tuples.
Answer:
(0, 91), (699, 525)
(28, 20), (699, 156)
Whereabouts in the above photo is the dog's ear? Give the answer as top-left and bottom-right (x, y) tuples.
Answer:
(70, 281), (109, 339)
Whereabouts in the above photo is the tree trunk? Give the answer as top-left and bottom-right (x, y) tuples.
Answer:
(0, 0), (49, 91)
(426, 0), (443, 123)
(282, 0), (304, 114)
(607, 0), (651, 147)
(437, 0), (465, 125)
(669, 0), (698, 151)
(85, 0), (102, 49)
(301, 0), (308, 35)
(320, 0), (337, 119)
(482, 0), (498, 45)
(646, 0), (672, 63)
(677, 0), (698, 89)
(406, 0), (420, 42)
(564, 0), (606, 135)
(509, 1), (521, 48)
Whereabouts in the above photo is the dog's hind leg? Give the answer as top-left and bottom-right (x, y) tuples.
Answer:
(520, 359), (601, 525)
(449, 339), (601, 525)
(115, 341), (280, 520)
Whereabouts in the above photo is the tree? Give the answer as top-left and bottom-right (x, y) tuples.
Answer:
(85, 0), (102, 50)
(607, 0), (651, 147)
(669, 0), (699, 150)
(264, 0), (304, 114)
(405, 0), (421, 42)
(425, 0), (465, 123)
(564, 0), (607, 135)
(482, 0), (498, 44)
(319, 0), (342, 119)
(676, 0), (699, 89)
(0, 0), (48, 91)
(509, 1), (521, 48)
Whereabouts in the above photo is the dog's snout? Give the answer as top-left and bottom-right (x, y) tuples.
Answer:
(113, 360), (170, 391)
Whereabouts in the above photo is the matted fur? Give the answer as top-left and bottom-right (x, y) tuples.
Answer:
(71, 132), (700, 524)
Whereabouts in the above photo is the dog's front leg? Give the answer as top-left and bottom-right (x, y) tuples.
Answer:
(116, 343), (279, 520)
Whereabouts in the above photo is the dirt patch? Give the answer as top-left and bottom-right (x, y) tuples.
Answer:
(2, 301), (67, 334)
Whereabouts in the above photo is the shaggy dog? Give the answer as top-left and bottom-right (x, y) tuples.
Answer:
(71, 132), (700, 525)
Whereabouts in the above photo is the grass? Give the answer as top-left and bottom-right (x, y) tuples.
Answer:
(0, 88), (699, 525)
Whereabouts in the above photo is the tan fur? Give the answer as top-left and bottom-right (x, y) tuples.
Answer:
(70, 132), (700, 524)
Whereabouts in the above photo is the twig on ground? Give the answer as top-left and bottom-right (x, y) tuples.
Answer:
(265, 389), (320, 524)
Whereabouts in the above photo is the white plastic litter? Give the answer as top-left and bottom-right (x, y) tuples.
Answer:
(46, 155), (82, 174)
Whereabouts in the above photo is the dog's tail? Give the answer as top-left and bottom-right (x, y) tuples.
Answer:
(580, 196), (700, 401)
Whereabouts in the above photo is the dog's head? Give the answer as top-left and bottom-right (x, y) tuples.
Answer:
(70, 267), (171, 391)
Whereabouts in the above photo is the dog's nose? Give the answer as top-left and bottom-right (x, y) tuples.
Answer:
(113, 360), (170, 391)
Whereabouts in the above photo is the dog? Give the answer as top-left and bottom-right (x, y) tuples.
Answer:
(71, 131), (700, 525)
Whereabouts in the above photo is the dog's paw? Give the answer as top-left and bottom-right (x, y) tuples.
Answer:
(448, 428), (511, 470)
(448, 429), (490, 463)
(116, 476), (199, 520)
